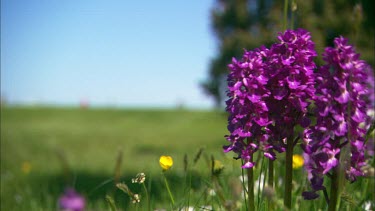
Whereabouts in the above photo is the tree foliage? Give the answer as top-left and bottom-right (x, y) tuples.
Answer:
(202, 0), (375, 107)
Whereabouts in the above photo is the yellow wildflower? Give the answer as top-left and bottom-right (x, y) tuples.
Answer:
(212, 160), (224, 175)
(21, 161), (32, 174)
(159, 155), (173, 171)
(292, 154), (304, 169)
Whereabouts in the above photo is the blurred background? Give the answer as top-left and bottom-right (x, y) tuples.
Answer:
(1, 0), (216, 109)
(1, 0), (374, 109)
(1, 0), (374, 210)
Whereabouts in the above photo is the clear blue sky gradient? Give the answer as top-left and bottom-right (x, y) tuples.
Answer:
(1, 0), (217, 108)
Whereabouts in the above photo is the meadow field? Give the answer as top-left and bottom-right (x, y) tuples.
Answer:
(1, 106), (374, 210)
(1, 106), (229, 210)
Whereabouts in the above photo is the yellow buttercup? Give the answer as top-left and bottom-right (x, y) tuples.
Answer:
(159, 155), (173, 171)
(292, 154), (304, 169)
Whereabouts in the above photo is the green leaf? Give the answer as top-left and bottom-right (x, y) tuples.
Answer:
(116, 182), (131, 196)
(105, 195), (117, 211)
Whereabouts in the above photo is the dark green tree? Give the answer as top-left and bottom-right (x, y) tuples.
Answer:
(202, 0), (375, 107)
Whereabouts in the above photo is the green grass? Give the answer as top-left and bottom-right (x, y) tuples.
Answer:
(1, 106), (374, 210)
(1, 106), (231, 210)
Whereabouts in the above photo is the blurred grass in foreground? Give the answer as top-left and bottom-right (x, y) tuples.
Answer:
(1, 106), (229, 210)
(1, 106), (373, 210)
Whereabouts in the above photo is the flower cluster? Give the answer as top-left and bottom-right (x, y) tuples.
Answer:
(224, 29), (317, 168)
(267, 29), (317, 136)
(225, 28), (374, 201)
(132, 173), (146, 184)
(224, 46), (271, 168)
(302, 37), (374, 199)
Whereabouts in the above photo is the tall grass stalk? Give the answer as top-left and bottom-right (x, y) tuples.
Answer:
(105, 195), (118, 211)
(241, 160), (248, 211)
(142, 183), (150, 211)
(211, 155), (226, 208)
(247, 153), (255, 211)
(283, 0), (289, 30)
(183, 154), (191, 209)
(290, 0), (296, 29)
(267, 159), (274, 209)
(268, 159), (274, 188)
(56, 150), (72, 185)
(186, 171), (192, 209)
(147, 174), (152, 210)
(113, 150), (123, 192)
(266, 157), (274, 210)
(257, 155), (267, 210)
(212, 175), (226, 208)
(284, 134), (294, 208)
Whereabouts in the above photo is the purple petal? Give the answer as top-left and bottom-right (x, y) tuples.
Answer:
(273, 87), (288, 100)
(242, 161), (255, 168)
(334, 120), (347, 136)
(264, 151), (276, 160)
(302, 191), (320, 200)
(300, 116), (311, 128)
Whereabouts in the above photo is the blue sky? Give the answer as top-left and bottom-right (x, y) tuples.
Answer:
(1, 0), (217, 108)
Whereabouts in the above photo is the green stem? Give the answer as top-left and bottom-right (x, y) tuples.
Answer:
(241, 160), (248, 211)
(268, 159), (274, 187)
(142, 183), (150, 211)
(162, 173), (175, 206)
(268, 159), (274, 210)
(257, 155), (265, 209)
(283, 0), (289, 30)
(290, 0), (295, 30)
(187, 169), (192, 209)
(213, 176), (226, 206)
(247, 156), (255, 211)
(328, 156), (341, 211)
(284, 135), (294, 209)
